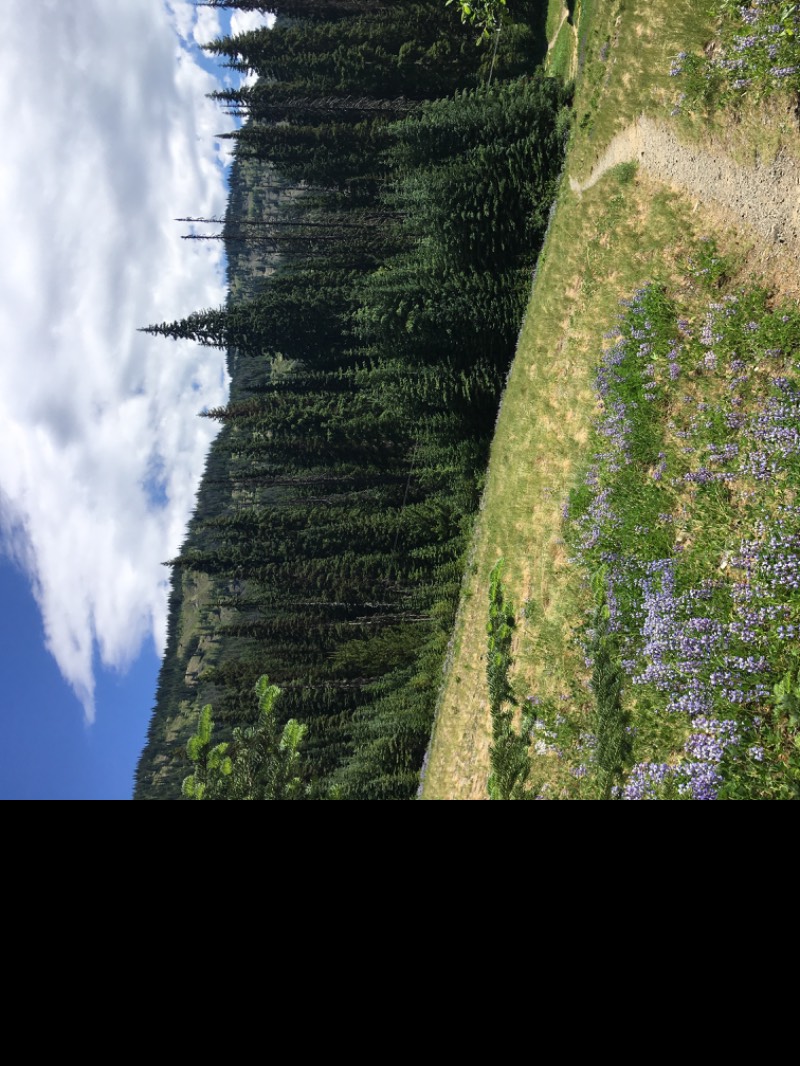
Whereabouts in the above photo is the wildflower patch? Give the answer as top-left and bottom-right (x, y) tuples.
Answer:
(672, 1), (800, 109)
(561, 256), (800, 799)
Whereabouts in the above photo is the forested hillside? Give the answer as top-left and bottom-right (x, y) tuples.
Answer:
(135, 0), (569, 799)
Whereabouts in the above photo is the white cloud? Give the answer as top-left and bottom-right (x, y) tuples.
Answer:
(165, 0), (196, 42)
(193, 6), (223, 48)
(0, 0), (239, 719)
(230, 10), (277, 37)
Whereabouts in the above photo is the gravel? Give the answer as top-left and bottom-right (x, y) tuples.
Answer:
(569, 115), (800, 252)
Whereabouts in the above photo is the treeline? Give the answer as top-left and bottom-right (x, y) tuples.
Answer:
(135, 0), (568, 799)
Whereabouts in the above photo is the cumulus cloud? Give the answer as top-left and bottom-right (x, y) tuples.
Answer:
(193, 6), (223, 48)
(230, 10), (277, 37)
(0, 0), (242, 719)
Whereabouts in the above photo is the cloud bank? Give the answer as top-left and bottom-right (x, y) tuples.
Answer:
(0, 0), (272, 718)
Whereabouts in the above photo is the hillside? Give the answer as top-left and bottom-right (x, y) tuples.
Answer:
(136, 0), (800, 800)
(134, 0), (563, 800)
(422, 0), (800, 799)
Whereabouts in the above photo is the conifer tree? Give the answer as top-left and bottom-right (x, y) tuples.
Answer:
(136, 0), (571, 801)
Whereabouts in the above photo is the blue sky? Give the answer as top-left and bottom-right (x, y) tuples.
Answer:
(0, 1), (272, 800)
(0, 554), (157, 799)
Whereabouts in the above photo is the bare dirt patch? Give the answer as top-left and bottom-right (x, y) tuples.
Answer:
(570, 115), (800, 271)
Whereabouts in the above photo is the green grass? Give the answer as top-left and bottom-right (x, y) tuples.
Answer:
(668, 1), (800, 169)
(568, 0), (715, 176)
(547, 15), (575, 79)
(676, 1), (800, 110)
(422, 166), (716, 799)
(564, 273), (800, 799)
(421, 0), (800, 800)
(546, 0), (566, 44)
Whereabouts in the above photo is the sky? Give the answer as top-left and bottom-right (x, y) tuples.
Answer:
(0, 0), (273, 800)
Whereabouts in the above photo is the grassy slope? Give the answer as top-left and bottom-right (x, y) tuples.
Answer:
(544, 0), (575, 81)
(545, 0), (565, 43)
(421, 0), (800, 799)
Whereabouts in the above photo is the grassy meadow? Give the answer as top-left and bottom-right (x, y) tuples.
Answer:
(422, 0), (800, 799)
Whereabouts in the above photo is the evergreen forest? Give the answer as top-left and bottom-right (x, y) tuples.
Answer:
(134, 0), (570, 800)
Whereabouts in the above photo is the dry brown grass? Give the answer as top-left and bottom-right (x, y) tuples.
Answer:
(675, 76), (800, 170)
(570, 0), (716, 177)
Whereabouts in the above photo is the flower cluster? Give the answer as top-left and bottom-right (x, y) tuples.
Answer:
(564, 266), (800, 800)
(624, 719), (740, 801)
(671, 1), (800, 107)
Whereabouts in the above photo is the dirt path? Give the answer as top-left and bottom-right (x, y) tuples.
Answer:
(570, 115), (800, 253)
(546, 3), (579, 80)
(547, 5), (570, 55)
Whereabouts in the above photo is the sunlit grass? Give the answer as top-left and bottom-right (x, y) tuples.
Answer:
(421, 0), (800, 799)
(546, 0), (566, 44)
(547, 15), (576, 80)
(569, 0), (715, 177)
(422, 168), (722, 799)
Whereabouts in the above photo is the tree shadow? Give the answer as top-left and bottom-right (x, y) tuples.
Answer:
(533, 0), (551, 65)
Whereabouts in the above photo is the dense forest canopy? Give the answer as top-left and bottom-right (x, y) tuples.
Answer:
(135, 0), (569, 800)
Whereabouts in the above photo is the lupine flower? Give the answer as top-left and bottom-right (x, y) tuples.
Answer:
(567, 278), (800, 799)
(623, 762), (673, 801)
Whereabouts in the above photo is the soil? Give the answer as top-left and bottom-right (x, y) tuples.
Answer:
(569, 114), (800, 255)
